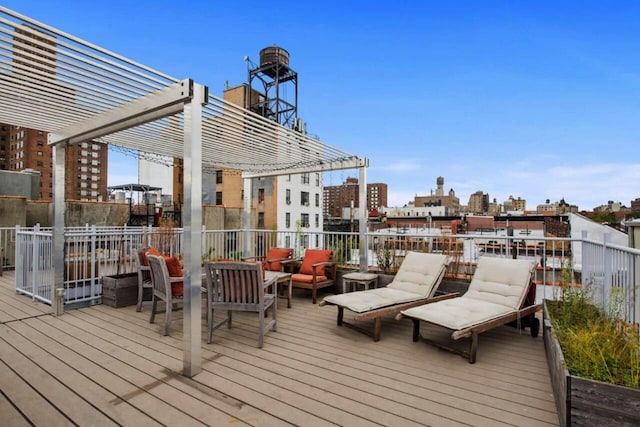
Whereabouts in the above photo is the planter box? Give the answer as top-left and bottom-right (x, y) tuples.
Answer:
(102, 273), (149, 308)
(543, 301), (640, 426)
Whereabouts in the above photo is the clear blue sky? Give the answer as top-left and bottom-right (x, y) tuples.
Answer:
(5, 1), (640, 211)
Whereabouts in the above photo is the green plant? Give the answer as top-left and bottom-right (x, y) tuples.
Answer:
(375, 247), (398, 274)
(547, 261), (640, 388)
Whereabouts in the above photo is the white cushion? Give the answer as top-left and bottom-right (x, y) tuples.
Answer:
(386, 252), (448, 296)
(323, 287), (427, 313)
(401, 297), (511, 330)
(465, 257), (535, 310)
(400, 256), (536, 330)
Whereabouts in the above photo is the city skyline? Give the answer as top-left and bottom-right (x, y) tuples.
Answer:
(5, 1), (639, 211)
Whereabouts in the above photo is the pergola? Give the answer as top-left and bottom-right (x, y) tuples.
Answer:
(0, 7), (368, 377)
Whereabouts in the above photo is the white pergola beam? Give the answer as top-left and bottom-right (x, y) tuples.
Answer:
(242, 157), (369, 179)
(49, 79), (198, 146)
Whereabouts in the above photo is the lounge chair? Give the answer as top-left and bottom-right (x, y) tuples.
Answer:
(396, 256), (540, 363)
(320, 251), (453, 341)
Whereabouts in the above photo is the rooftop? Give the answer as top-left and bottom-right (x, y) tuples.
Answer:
(0, 271), (558, 426)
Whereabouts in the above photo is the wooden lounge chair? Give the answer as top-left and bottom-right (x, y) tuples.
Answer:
(289, 249), (337, 304)
(396, 256), (540, 363)
(242, 247), (294, 308)
(204, 261), (277, 348)
(134, 246), (160, 312)
(320, 251), (454, 341)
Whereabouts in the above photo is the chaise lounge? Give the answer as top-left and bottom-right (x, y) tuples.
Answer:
(320, 251), (453, 341)
(396, 256), (540, 363)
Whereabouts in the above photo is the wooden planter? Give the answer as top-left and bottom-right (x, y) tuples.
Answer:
(543, 301), (640, 426)
(102, 273), (146, 308)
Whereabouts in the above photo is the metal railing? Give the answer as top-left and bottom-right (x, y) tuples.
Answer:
(11, 225), (639, 326)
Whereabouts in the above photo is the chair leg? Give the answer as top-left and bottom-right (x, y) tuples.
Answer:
(207, 308), (214, 344)
(136, 284), (144, 312)
(149, 296), (157, 324)
(469, 333), (478, 364)
(163, 299), (171, 336)
(373, 318), (382, 342)
(337, 307), (344, 326)
(258, 310), (265, 348)
(412, 319), (420, 342)
(227, 311), (233, 329)
(272, 299), (277, 332)
(287, 280), (292, 308)
(312, 285), (317, 304)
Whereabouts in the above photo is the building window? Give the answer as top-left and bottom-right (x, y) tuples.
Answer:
(301, 173), (310, 184)
(258, 212), (265, 229)
(216, 191), (223, 205)
(315, 193), (320, 207)
(285, 212), (290, 228)
(315, 173), (320, 186)
(216, 170), (223, 184)
(258, 188), (265, 204)
(301, 191), (309, 206)
(241, 190), (244, 200)
(37, 140), (44, 146)
(37, 161), (43, 167)
(286, 189), (291, 204)
(301, 213), (309, 228)
(315, 214), (319, 228)
(285, 236), (291, 248)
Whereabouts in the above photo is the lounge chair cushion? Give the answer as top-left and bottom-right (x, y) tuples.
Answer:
(292, 273), (328, 284)
(464, 257), (535, 310)
(401, 297), (511, 330)
(323, 287), (427, 313)
(386, 252), (448, 297)
(299, 249), (332, 276)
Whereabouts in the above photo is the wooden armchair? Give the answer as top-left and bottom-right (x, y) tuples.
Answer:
(242, 247), (294, 273)
(134, 247), (160, 312)
(146, 254), (184, 336)
(290, 249), (337, 304)
(204, 261), (277, 348)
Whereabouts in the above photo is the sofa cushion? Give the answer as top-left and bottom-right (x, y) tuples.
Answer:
(299, 249), (331, 276)
(324, 287), (427, 313)
(292, 273), (327, 284)
(464, 257), (535, 310)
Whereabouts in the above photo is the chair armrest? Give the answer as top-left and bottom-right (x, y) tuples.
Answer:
(241, 255), (264, 262)
(277, 258), (298, 272)
(169, 276), (183, 283)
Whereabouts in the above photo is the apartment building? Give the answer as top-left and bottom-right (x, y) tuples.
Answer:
(323, 177), (388, 220)
(0, 124), (108, 201)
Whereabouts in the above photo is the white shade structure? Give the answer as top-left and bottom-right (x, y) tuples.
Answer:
(0, 6), (368, 377)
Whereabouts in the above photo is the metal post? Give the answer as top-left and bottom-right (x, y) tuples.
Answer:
(243, 177), (252, 258)
(52, 143), (66, 315)
(182, 82), (207, 377)
(358, 162), (368, 271)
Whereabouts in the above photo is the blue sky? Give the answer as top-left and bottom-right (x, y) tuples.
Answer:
(5, 1), (640, 211)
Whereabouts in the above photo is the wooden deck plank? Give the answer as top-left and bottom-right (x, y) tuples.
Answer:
(49, 310), (289, 427)
(0, 272), (559, 426)
(0, 326), (92, 427)
(0, 389), (32, 427)
(10, 317), (227, 427)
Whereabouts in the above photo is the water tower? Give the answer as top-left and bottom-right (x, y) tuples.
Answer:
(247, 45), (299, 129)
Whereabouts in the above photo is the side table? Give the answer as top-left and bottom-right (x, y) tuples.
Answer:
(342, 272), (378, 293)
(264, 270), (293, 308)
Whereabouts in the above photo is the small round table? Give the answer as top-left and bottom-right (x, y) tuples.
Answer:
(342, 272), (378, 293)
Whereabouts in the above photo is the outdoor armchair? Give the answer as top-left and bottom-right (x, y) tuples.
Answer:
(290, 249), (337, 304)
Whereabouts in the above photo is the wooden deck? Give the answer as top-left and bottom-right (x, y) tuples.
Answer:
(0, 272), (559, 426)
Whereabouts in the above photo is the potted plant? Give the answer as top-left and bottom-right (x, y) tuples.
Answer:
(544, 260), (640, 426)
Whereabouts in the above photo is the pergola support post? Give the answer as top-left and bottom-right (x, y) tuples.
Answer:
(358, 161), (369, 271)
(182, 82), (207, 378)
(243, 178), (252, 256)
(52, 143), (66, 316)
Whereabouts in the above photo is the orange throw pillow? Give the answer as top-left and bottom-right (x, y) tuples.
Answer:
(299, 249), (331, 276)
(141, 247), (161, 266)
(164, 256), (183, 297)
(262, 248), (292, 272)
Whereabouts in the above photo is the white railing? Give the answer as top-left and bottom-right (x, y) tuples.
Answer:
(12, 225), (639, 326)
